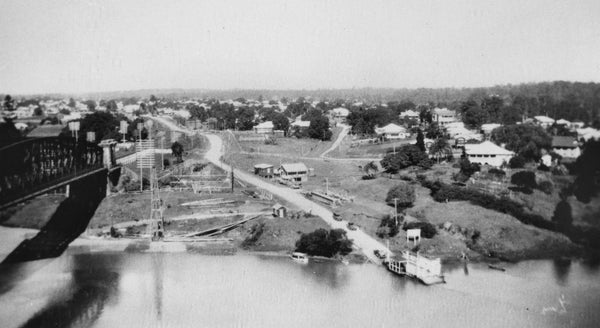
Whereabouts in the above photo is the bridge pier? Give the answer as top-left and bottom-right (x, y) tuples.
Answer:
(99, 139), (118, 196)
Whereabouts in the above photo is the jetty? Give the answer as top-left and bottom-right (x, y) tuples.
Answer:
(385, 250), (445, 285)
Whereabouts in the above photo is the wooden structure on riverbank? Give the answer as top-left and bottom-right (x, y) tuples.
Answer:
(385, 251), (445, 285)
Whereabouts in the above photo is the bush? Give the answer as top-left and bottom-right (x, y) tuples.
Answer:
(385, 182), (416, 209)
(403, 221), (437, 238)
(361, 175), (376, 180)
(538, 164), (550, 171)
(241, 222), (265, 248)
(552, 200), (572, 232)
(488, 168), (506, 178)
(511, 171), (537, 189)
(295, 229), (353, 257)
(537, 180), (554, 195)
(509, 155), (526, 168)
(376, 214), (400, 238)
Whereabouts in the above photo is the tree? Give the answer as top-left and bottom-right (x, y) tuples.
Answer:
(509, 155), (526, 168)
(171, 141), (184, 163)
(491, 124), (552, 161)
(552, 200), (572, 231)
(385, 182), (416, 209)
(295, 228), (353, 257)
(187, 104), (208, 121)
(429, 137), (452, 163)
(416, 129), (425, 152)
(572, 139), (600, 203)
(68, 98), (76, 108)
(33, 107), (44, 116)
(235, 107), (255, 130)
(64, 111), (120, 141)
(461, 100), (488, 129)
(3, 95), (14, 111)
(511, 171), (537, 192)
(84, 100), (96, 111)
(272, 113), (290, 135)
(454, 158), (480, 182)
(419, 107), (432, 124)
(307, 115), (332, 141)
(363, 161), (378, 178)
(381, 145), (431, 174)
(425, 122), (443, 139)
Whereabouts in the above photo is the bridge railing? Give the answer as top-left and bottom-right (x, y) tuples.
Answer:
(0, 137), (105, 206)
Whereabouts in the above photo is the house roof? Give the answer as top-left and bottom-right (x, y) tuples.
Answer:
(291, 120), (310, 127)
(375, 123), (406, 134)
(399, 110), (419, 117)
(272, 203), (285, 210)
(27, 125), (65, 137)
(254, 163), (273, 169)
(433, 108), (455, 116)
(481, 123), (502, 133)
(464, 141), (514, 156)
(332, 107), (349, 117)
(556, 119), (571, 125)
(254, 121), (274, 129)
(281, 162), (308, 173)
(552, 136), (578, 148)
(534, 116), (555, 124)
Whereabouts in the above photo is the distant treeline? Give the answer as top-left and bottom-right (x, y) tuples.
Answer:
(8, 81), (599, 107)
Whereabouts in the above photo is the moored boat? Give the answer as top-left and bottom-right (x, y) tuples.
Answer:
(291, 252), (309, 264)
(385, 251), (445, 285)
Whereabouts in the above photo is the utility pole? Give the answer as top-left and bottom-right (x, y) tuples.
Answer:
(393, 198), (399, 226)
(231, 167), (234, 193)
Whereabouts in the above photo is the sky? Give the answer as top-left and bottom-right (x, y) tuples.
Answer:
(0, 0), (599, 95)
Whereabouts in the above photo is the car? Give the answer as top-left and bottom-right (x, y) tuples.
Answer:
(333, 212), (342, 221)
(347, 222), (357, 231)
(373, 250), (386, 259)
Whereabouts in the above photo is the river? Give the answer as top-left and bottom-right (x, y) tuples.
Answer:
(1, 250), (599, 328)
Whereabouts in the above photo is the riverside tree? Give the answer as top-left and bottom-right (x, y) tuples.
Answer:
(295, 229), (353, 257)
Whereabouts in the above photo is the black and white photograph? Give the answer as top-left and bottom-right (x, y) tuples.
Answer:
(1, 0), (599, 327)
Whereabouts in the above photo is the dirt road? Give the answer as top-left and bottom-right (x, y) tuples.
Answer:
(148, 116), (392, 261)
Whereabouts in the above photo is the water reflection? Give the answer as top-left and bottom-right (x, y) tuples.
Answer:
(18, 254), (121, 328)
(552, 258), (571, 286)
(298, 260), (349, 289)
(152, 253), (164, 324)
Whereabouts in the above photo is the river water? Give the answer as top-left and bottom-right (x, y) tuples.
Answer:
(1, 250), (599, 328)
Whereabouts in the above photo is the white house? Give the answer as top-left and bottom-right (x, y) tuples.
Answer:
(291, 120), (310, 132)
(375, 123), (408, 139)
(552, 136), (580, 159)
(481, 123), (502, 135)
(332, 107), (350, 122)
(464, 141), (514, 167)
(254, 121), (274, 134)
(399, 110), (420, 121)
(432, 108), (457, 126)
(279, 163), (308, 182)
(533, 116), (555, 128)
(555, 119), (570, 126)
(577, 127), (600, 141)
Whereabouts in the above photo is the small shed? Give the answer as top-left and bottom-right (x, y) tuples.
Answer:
(254, 163), (274, 178)
(272, 203), (287, 218)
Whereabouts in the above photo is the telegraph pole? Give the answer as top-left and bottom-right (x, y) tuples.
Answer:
(393, 198), (399, 226)
(231, 167), (234, 193)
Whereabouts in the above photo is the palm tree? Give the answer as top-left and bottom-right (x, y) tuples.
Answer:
(429, 137), (452, 163)
(363, 161), (379, 178)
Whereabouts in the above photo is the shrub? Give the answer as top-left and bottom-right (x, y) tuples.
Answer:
(537, 180), (554, 195)
(385, 182), (416, 209)
(295, 229), (353, 257)
(538, 164), (550, 171)
(488, 168), (506, 178)
(403, 221), (437, 238)
(241, 222), (265, 248)
(509, 155), (526, 168)
(511, 171), (537, 189)
(552, 200), (572, 232)
(361, 175), (376, 180)
(376, 214), (400, 238)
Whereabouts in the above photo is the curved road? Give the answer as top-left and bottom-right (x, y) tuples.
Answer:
(148, 116), (391, 261)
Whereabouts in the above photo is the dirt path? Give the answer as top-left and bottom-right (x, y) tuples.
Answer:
(320, 124), (350, 158)
(149, 116), (392, 261)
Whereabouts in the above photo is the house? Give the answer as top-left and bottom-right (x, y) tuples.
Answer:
(375, 123), (408, 139)
(481, 123), (502, 135)
(253, 121), (274, 134)
(533, 116), (555, 128)
(291, 120), (310, 133)
(464, 141), (514, 167)
(552, 136), (580, 159)
(254, 163), (274, 178)
(399, 110), (420, 121)
(272, 203), (287, 218)
(577, 127), (600, 141)
(332, 107), (350, 123)
(555, 119), (570, 126)
(279, 163), (308, 182)
(432, 108), (457, 126)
